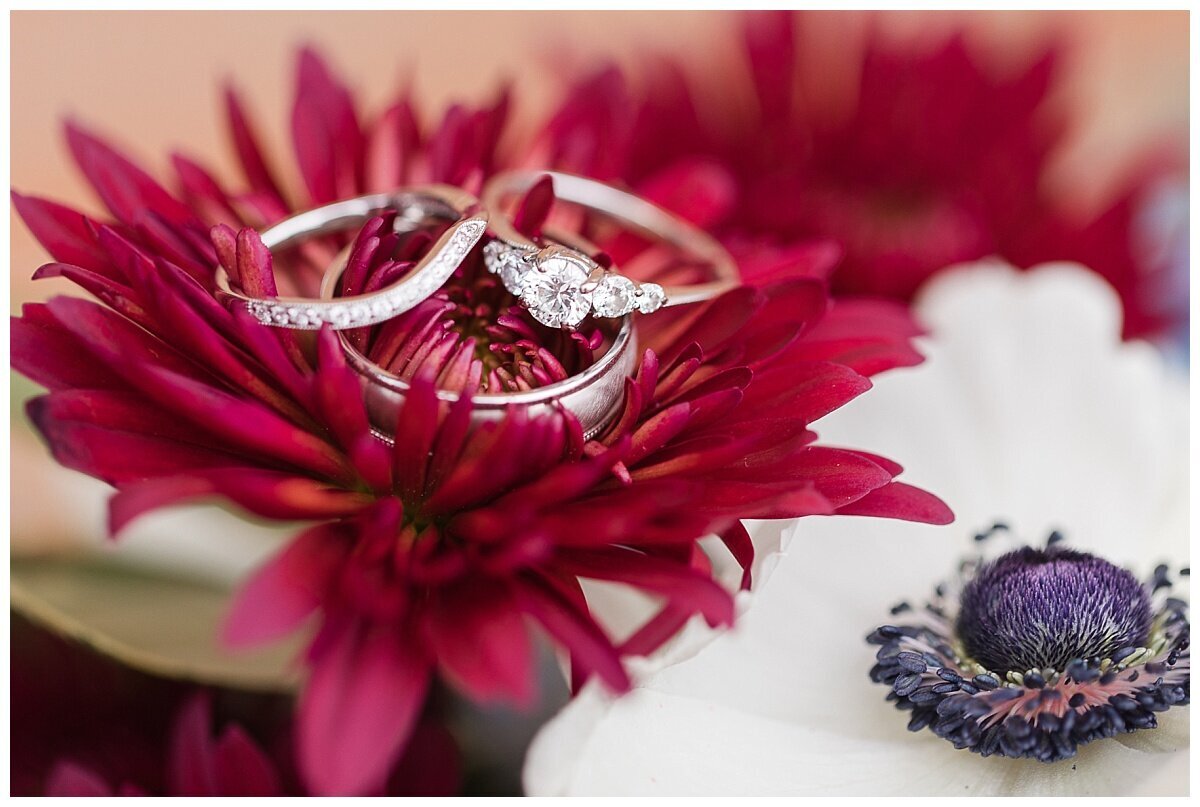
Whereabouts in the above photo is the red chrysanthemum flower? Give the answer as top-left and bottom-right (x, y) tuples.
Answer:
(12, 613), (460, 796)
(541, 11), (1185, 339)
(12, 47), (950, 794)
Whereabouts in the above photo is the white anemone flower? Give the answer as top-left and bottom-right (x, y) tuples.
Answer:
(524, 262), (1189, 796)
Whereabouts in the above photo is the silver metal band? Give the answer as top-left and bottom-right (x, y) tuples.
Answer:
(213, 185), (486, 330)
(479, 170), (740, 329)
(341, 317), (637, 442)
(318, 222), (637, 442)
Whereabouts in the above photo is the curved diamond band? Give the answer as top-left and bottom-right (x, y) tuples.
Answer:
(214, 185), (487, 330)
(480, 170), (740, 330)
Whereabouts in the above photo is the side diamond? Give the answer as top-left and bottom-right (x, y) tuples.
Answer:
(483, 240), (533, 295)
(635, 282), (666, 314)
(591, 274), (637, 317)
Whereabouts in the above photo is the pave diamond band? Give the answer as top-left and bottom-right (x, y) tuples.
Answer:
(214, 186), (486, 330)
(480, 170), (740, 330)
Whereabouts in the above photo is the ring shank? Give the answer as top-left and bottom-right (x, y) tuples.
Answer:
(349, 318), (637, 442)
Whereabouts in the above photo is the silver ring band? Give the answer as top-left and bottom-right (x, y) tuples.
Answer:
(480, 170), (740, 329)
(320, 223), (637, 442)
(343, 318), (637, 443)
(213, 185), (486, 330)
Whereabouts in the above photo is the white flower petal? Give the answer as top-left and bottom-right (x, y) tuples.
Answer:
(525, 263), (1190, 796)
(528, 685), (1187, 796)
(817, 262), (1188, 564)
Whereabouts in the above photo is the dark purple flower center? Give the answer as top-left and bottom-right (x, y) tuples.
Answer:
(956, 547), (1152, 673)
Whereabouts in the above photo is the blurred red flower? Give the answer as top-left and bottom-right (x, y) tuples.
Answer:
(46, 695), (285, 797)
(11, 614), (461, 796)
(540, 11), (1185, 339)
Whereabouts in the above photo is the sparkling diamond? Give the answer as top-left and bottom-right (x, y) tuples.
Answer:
(483, 240), (530, 295)
(520, 256), (592, 329)
(370, 300), (391, 318)
(482, 239), (505, 270)
(636, 282), (666, 314)
(590, 274), (637, 317)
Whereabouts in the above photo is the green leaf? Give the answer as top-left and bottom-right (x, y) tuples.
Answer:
(12, 555), (303, 693)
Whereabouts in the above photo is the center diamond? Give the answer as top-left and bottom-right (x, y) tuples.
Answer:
(520, 255), (593, 329)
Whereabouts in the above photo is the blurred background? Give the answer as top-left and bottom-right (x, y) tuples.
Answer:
(8, 9), (1190, 795)
(10, 10), (1189, 306)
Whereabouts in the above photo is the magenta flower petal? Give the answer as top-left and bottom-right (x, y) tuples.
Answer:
(388, 374), (442, 499)
(27, 393), (242, 483)
(11, 304), (124, 391)
(515, 574), (630, 693)
(425, 579), (535, 708)
(224, 85), (289, 213)
(11, 192), (109, 272)
(172, 153), (241, 225)
(785, 446), (895, 507)
(211, 725), (284, 797)
(291, 48), (363, 205)
(557, 547), (735, 628)
(833, 480), (954, 524)
(311, 328), (376, 454)
(739, 360), (871, 424)
(364, 98), (420, 192)
(64, 122), (194, 226)
(167, 695), (219, 795)
(718, 520), (755, 590)
(232, 226), (279, 299)
(109, 470), (373, 535)
(45, 761), (118, 797)
(298, 620), (431, 796)
(223, 522), (348, 647)
(32, 262), (149, 327)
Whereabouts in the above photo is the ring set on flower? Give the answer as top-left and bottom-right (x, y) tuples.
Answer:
(213, 171), (739, 441)
(868, 532), (1190, 762)
(479, 171), (737, 329)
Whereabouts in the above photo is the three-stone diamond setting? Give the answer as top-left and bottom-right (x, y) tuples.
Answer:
(483, 240), (667, 329)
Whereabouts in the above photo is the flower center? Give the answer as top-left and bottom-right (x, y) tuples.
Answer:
(955, 546), (1152, 673)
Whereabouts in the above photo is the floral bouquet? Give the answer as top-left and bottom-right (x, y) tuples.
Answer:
(9, 9), (1189, 797)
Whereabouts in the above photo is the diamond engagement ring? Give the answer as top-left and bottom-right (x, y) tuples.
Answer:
(480, 170), (740, 329)
(214, 185), (487, 329)
(320, 229), (637, 442)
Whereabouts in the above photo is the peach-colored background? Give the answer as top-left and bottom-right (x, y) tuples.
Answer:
(9, 10), (1189, 550)
(10, 10), (1189, 311)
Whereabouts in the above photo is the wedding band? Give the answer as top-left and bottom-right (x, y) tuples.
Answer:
(345, 318), (636, 442)
(320, 229), (637, 442)
(213, 186), (487, 329)
(480, 170), (740, 330)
